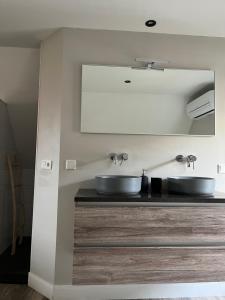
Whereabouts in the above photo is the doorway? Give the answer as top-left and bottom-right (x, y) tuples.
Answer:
(0, 47), (39, 284)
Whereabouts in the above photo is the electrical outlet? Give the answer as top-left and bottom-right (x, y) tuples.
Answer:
(65, 160), (77, 170)
(217, 164), (225, 174)
(41, 160), (52, 170)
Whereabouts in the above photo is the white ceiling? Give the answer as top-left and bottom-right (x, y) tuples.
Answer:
(1, 0), (225, 47)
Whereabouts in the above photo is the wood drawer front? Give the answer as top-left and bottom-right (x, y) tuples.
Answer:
(73, 246), (225, 285)
(74, 206), (225, 246)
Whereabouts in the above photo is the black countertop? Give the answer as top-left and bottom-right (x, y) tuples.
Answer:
(75, 188), (225, 204)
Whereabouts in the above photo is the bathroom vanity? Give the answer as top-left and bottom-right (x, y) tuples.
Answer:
(73, 189), (225, 285)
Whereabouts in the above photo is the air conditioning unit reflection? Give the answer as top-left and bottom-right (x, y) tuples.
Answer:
(186, 90), (215, 120)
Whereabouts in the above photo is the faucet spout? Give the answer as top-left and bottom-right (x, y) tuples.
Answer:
(109, 153), (118, 165)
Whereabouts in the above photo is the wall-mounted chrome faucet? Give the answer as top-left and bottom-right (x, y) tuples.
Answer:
(109, 153), (128, 165)
(175, 154), (197, 170)
(109, 153), (118, 165)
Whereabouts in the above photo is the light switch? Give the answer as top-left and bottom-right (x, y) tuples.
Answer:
(65, 160), (77, 170)
(41, 160), (52, 170)
(218, 164), (225, 174)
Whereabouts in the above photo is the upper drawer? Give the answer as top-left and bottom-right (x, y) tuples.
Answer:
(74, 206), (225, 246)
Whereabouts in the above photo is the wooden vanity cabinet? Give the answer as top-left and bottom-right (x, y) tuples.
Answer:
(73, 205), (225, 285)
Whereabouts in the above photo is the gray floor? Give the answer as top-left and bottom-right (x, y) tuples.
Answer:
(0, 284), (48, 300)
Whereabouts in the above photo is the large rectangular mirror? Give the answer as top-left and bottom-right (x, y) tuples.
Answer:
(81, 65), (215, 136)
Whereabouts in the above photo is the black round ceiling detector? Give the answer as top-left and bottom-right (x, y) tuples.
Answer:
(124, 80), (131, 83)
(145, 19), (157, 27)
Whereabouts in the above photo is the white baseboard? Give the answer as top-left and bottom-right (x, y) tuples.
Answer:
(53, 282), (225, 300)
(28, 272), (54, 300)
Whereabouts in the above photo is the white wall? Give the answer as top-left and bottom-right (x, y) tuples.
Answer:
(0, 100), (16, 254)
(31, 28), (225, 298)
(30, 31), (63, 287)
(56, 28), (225, 284)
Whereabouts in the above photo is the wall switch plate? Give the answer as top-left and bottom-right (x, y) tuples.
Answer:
(217, 164), (225, 174)
(41, 160), (52, 170)
(65, 160), (77, 170)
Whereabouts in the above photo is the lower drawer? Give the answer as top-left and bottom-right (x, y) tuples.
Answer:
(73, 246), (225, 285)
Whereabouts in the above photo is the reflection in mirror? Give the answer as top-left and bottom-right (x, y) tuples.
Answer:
(81, 65), (215, 136)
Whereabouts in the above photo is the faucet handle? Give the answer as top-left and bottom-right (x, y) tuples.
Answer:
(187, 155), (197, 162)
(118, 153), (128, 165)
(120, 153), (128, 161)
